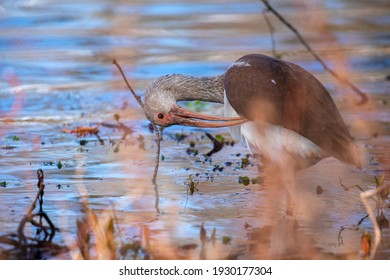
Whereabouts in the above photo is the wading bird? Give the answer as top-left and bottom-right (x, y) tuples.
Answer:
(144, 54), (361, 172)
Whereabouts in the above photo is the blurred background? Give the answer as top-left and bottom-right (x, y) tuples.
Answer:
(0, 0), (389, 259)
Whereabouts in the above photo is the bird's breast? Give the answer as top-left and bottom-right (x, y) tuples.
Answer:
(240, 122), (326, 168)
(224, 90), (325, 168)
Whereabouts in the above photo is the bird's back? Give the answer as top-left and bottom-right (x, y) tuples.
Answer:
(224, 54), (361, 167)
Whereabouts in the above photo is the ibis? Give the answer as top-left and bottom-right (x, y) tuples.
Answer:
(144, 54), (361, 171)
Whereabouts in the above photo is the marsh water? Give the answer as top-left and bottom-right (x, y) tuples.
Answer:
(0, 0), (389, 259)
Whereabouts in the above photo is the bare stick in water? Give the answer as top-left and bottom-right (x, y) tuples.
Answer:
(260, 0), (368, 104)
(112, 60), (161, 212)
(17, 169), (56, 246)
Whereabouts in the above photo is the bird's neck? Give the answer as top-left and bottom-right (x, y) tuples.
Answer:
(170, 74), (225, 103)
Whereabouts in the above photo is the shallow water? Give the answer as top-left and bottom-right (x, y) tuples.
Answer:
(0, 0), (389, 259)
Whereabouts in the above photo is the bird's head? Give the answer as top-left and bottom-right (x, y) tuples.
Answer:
(144, 75), (245, 128)
(143, 77), (177, 127)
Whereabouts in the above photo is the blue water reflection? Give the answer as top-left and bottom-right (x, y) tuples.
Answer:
(0, 0), (389, 259)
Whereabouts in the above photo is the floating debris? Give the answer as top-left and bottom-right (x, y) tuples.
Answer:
(1, 146), (16, 150)
(215, 134), (225, 143)
(212, 165), (224, 172)
(189, 184), (198, 195)
(251, 176), (263, 185)
(225, 140), (235, 146)
(238, 176), (250, 186)
(174, 133), (188, 143)
(56, 161), (63, 170)
(188, 175), (199, 195)
(238, 176), (261, 186)
(186, 143), (199, 156)
(241, 157), (250, 168)
(316, 185), (324, 194)
(63, 126), (99, 137)
(63, 125), (104, 145)
(79, 139), (88, 146)
(222, 236), (231, 245)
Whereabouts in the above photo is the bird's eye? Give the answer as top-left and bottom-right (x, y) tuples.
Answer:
(157, 113), (164, 119)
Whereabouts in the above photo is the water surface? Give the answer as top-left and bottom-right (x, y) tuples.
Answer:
(0, 0), (389, 259)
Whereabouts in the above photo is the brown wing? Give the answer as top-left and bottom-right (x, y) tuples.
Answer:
(224, 54), (359, 166)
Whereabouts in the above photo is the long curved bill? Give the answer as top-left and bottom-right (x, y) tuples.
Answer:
(170, 105), (246, 128)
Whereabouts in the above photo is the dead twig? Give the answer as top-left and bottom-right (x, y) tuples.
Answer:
(337, 214), (369, 245)
(112, 59), (160, 213)
(260, 0), (368, 104)
(339, 177), (376, 203)
(262, 10), (277, 58)
(62, 126), (104, 145)
(112, 59), (144, 109)
(17, 169), (57, 248)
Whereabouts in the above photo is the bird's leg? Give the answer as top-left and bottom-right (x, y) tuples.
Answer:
(261, 155), (299, 217)
(280, 157), (299, 217)
(285, 175), (297, 216)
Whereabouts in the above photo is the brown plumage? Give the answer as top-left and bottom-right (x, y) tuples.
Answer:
(224, 54), (360, 167)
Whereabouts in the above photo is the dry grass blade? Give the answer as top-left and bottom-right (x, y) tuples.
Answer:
(75, 201), (117, 259)
(260, 0), (368, 104)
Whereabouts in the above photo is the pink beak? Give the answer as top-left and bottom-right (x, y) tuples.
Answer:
(170, 105), (246, 128)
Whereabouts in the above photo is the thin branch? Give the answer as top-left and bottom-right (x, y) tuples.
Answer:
(339, 177), (376, 203)
(152, 127), (161, 214)
(337, 214), (369, 245)
(26, 169), (45, 216)
(17, 169), (56, 246)
(112, 59), (144, 109)
(260, 0), (368, 104)
(262, 10), (277, 57)
(112, 59), (161, 212)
